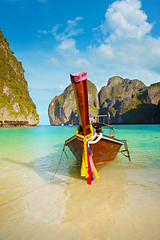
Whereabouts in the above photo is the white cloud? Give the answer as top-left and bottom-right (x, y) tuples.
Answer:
(74, 58), (90, 68)
(66, 17), (83, 36)
(102, 0), (152, 40)
(67, 17), (82, 27)
(151, 38), (160, 57)
(64, 17), (83, 38)
(96, 44), (114, 58)
(38, 17), (83, 41)
(37, 0), (160, 91)
(84, 0), (160, 87)
(57, 39), (79, 55)
(37, 30), (48, 34)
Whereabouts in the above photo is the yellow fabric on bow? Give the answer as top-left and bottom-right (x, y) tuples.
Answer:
(76, 124), (99, 180)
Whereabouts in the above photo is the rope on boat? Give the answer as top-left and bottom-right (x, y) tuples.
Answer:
(0, 144), (67, 208)
(119, 140), (131, 161)
(88, 132), (103, 145)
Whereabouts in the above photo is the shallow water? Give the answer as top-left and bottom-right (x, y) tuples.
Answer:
(0, 125), (160, 240)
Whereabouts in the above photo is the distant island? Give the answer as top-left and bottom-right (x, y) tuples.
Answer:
(48, 76), (160, 125)
(0, 29), (39, 127)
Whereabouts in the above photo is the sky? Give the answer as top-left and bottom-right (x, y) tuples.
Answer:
(0, 0), (160, 125)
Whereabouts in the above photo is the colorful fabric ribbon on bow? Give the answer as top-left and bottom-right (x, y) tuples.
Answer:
(76, 124), (99, 185)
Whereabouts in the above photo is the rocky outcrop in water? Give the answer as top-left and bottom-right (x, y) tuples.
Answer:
(48, 80), (99, 125)
(0, 29), (39, 127)
(99, 77), (160, 124)
(49, 76), (160, 125)
(99, 76), (160, 124)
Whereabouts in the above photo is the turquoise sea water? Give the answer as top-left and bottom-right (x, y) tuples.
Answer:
(0, 125), (160, 240)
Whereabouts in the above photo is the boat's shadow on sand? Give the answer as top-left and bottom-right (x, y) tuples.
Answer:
(1, 144), (84, 185)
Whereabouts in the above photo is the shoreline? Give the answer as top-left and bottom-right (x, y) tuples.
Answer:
(1, 123), (160, 129)
(0, 120), (39, 128)
(50, 122), (160, 126)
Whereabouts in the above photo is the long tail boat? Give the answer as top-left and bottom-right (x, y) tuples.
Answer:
(64, 72), (130, 184)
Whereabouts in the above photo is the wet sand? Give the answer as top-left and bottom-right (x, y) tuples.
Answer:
(63, 159), (160, 240)
(1, 157), (159, 240)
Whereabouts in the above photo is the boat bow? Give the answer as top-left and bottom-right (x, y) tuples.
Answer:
(65, 72), (127, 184)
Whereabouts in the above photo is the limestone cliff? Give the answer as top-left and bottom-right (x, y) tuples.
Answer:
(0, 30), (39, 127)
(48, 80), (99, 125)
(49, 76), (160, 125)
(99, 77), (160, 124)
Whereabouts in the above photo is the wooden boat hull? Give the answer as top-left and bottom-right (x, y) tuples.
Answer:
(65, 134), (123, 168)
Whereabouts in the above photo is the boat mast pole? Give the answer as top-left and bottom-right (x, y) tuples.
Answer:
(70, 72), (91, 136)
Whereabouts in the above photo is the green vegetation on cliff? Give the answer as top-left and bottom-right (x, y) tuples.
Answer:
(0, 29), (39, 126)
